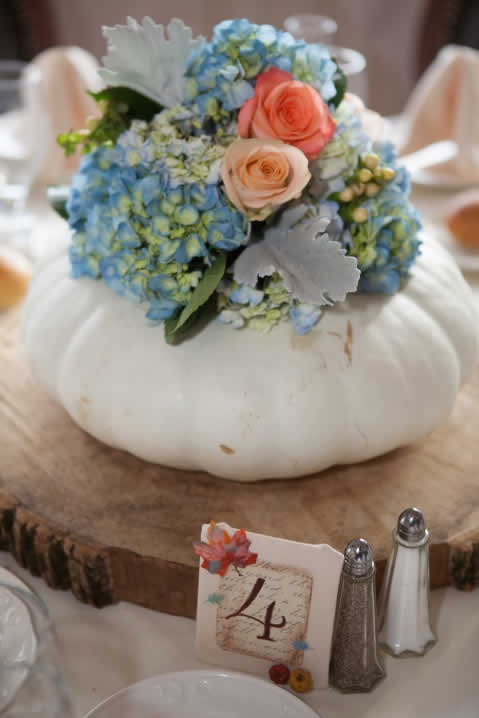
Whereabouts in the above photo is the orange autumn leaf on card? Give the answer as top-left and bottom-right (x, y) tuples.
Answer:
(194, 522), (258, 576)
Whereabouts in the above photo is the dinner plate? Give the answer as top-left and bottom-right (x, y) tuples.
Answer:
(410, 167), (478, 191)
(83, 670), (320, 718)
(0, 565), (33, 591)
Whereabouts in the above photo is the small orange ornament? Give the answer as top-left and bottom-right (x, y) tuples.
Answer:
(289, 668), (313, 693)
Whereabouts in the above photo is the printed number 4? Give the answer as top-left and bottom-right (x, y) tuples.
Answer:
(225, 578), (286, 642)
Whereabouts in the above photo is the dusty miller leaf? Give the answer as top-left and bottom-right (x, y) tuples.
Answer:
(99, 17), (205, 107)
(233, 207), (360, 306)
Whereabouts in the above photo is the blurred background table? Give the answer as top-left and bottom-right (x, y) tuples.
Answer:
(3, 0), (479, 116)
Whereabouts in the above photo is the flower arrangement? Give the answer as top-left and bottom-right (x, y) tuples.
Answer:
(59, 17), (421, 342)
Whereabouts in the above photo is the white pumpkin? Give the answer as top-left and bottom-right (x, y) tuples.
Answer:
(23, 225), (478, 481)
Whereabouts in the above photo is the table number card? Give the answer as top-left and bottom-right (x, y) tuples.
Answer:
(195, 522), (343, 689)
(217, 560), (313, 664)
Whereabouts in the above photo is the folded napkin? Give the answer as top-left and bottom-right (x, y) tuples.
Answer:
(0, 46), (102, 187)
(399, 45), (479, 182)
(30, 46), (103, 184)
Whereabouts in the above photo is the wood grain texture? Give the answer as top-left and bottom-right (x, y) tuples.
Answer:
(1, 305), (478, 616)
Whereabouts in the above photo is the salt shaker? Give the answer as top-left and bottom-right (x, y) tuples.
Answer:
(330, 538), (385, 692)
(378, 507), (437, 656)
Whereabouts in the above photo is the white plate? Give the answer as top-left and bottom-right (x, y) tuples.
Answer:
(411, 167), (478, 191)
(426, 221), (479, 272)
(0, 565), (33, 591)
(0, 568), (37, 711)
(83, 670), (320, 718)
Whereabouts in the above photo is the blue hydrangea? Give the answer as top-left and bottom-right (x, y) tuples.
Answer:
(289, 304), (322, 335)
(185, 19), (338, 123)
(346, 142), (422, 294)
(67, 116), (250, 320)
(217, 274), (322, 335)
(374, 141), (396, 166)
(291, 44), (337, 100)
(229, 284), (264, 307)
(310, 101), (371, 195)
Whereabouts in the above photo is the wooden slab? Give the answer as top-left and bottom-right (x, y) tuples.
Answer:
(1, 305), (478, 617)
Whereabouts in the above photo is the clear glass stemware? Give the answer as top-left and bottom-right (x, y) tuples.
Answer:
(283, 13), (338, 44)
(0, 60), (48, 249)
(327, 45), (368, 104)
(0, 577), (75, 717)
(282, 17), (368, 105)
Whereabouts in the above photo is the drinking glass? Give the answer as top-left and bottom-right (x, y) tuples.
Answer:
(0, 61), (48, 248)
(283, 14), (338, 44)
(283, 17), (368, 105)
(327, 45), (368, 104)
(0, 570), (75, 717)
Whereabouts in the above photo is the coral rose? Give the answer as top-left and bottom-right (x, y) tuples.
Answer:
(221, 138), (311, 220)
(238, 68), (335, 160)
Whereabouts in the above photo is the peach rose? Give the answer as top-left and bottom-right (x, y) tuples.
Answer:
(221, 138), (311, 220)
(238, 68), (335, 160)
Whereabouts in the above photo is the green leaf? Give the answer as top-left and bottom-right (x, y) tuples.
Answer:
(47, 185), (70, 220)
(88, 86), (162, 121)
(164, 253), (226, 343)
(329, 61), (347, 109)
(56, 86), (163, 161)
(164, 294), (218, 345)
(57, 131), (86, 157)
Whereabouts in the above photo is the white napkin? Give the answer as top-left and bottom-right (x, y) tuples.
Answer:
(0, 46), (102, 187)
(399, 45), (479, 183)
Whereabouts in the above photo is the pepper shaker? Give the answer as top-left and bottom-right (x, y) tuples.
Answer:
(330, 538), (385, 692)
(378, 507), (437, 656)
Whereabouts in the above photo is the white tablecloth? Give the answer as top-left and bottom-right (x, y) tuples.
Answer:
(2, 555), (478, 718)
(4, 184), (479, 717)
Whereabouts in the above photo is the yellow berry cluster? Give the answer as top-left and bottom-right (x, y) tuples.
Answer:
(335, 153), (396, 224)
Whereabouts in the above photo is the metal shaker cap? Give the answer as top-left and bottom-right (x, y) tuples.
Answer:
(343, 538), (374, 577)
(396, 507), (428, 545)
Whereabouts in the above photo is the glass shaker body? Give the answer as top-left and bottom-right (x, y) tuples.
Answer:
(378, 529), (437, 656)
(330, 542), (385, 692)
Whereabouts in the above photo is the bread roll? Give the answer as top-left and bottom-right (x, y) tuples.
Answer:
(444, 191), (479, 250)
(0, 247), (32, 309)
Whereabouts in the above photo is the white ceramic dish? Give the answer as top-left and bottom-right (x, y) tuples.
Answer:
(83, 670), (320, 718)
(0, 564), (33, 591)
(0, 567), (37, 712)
